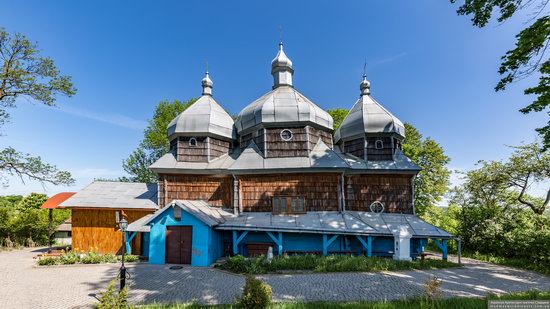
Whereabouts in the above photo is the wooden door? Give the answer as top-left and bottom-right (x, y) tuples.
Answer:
(165, 226), (193, 264)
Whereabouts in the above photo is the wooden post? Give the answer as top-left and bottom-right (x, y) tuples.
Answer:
(48, 209), (53, 251)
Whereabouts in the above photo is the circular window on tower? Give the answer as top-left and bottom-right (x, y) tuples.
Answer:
(369, 201), (385, 213)
(280, 129), (293, 141)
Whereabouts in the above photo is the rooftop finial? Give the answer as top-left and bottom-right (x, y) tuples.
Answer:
(360, 61), (371, 96)
(279, 25), (283, 46)
(271, 34), (294, 88)
(201, 63), (213, 96)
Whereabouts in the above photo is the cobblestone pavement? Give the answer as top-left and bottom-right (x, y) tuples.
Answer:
(2, 248), (550, 308)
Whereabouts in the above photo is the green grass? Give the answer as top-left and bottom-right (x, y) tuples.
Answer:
(137, 290), (550, 309)
(464, 251), (550, 276)
(217, 254), (459, 274)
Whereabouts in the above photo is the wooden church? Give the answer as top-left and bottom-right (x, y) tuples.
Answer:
(59, 42), (453, 266)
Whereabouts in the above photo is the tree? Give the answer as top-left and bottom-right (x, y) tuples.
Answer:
(450, 1), (550, 148)
(122, 98), (196, 182)
(403, 123), (451, 216)
(0, 28), (76, 186)
(327, 108), (349, 130)
(458, 142), (549, 214)
(16, 192), (47, 209)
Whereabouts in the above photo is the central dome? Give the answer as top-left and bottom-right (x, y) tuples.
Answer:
(234, 85), (333, 134)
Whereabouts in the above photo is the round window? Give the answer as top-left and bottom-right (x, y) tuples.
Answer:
(369, 201), (385, 213)
(280, 129), (293, 141)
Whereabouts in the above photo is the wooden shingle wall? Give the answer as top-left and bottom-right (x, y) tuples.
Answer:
(265, 127), (309, 158)
(178, 136), (208, 162)
(208, 137), (231, 160)
(71, 209), (152, 254)
(159, 174), (232, 207)
(343, 137), (365, 159)
(345, 174), (413, 214)
(239, 173), (340, 212)
(366, 137), (394, 161)
(308, 126), (333, 149)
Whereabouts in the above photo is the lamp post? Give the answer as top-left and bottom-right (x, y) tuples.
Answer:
(119, 218), (128, 291)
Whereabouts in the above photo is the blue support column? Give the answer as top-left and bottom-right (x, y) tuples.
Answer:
(266, 231), (283, 256)
(433, 239), (448, 261)
(125, 232), (137, 255)
(323, 234), (339, 256)
(367, 236), (373, 257)
(232, 230), (249, 255)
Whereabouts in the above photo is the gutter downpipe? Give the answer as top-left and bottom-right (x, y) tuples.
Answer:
(232, 174), (239, 216)
(456, 237), (462, 265)
(341, 172), (346, 212)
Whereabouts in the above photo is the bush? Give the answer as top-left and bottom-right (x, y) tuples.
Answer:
(81, 251), (105, 264)
(59, 251), (80, 264)
(236, 275), (272, 309)
(219, 254), (458, 274)
(38, 257), (57, 266)
(95, 280), (128, 309)
(121, 254), (139, 263)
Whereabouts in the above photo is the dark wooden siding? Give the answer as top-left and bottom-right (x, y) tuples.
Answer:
(159, 174), (232, 207)
(178, 136), (208, 162)
(345, 174), (413, 214)
(366, 137), (393, 161)
(343, 137), (365, 159)
(239, 173), (340, 212)
(209, 137), (231, 160)
(308, 126), (333, 149)
(72, 209), (152, 254)
(265, 127), (309, 158)
(239, 129), (265, 153)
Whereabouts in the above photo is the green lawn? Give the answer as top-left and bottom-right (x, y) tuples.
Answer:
(138, 290), (550, 309)
(216, 254), (459, 274)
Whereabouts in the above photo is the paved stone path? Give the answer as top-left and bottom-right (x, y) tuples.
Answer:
(2, 248), (550, 308)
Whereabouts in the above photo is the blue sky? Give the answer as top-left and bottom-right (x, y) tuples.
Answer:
(0, 1), (545, 196)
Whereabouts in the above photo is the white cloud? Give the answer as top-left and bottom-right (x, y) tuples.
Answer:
(371, 52), (408, 67)
(54, 105), (147, 131)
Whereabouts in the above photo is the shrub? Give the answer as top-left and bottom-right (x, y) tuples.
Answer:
(236, 275), (272, 309)
(122, 254), (139, 263)
(424, 276), (442, 301)
(59, 251), (80, 264)
(81, 251), (105, 264)
(38, 257), (57, 266)
(95, 280), (128, 309)
(103, 253), (118, 263)
(223, 255), (250, 273)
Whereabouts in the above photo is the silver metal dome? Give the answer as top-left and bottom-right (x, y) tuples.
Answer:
(167, 73), (234, 141)
(334, 76), (405, 143)
(234, 85), (333, 134)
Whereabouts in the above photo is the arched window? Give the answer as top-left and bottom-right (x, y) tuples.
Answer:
(369, 201), (385, 213)
(189, 137), (198, 147)
(280, 129), (293, 141)
(375, 139), (384, 150)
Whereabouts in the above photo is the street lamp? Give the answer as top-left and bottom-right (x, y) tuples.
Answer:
(119, 218), (128, 291)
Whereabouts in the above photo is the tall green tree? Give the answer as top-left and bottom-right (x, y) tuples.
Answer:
(450, 1), (550, 148)
(0, 28), (76, 186)
(403, 123), (451, 216)
(122, 98), (196, 182)
(327, 108), (349, 130)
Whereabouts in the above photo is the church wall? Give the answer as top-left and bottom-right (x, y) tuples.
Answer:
(158, 174), (232, 208)
(238, 173), (341, 212)
(208, 137), (231, 160)
(343, 137), (365, 159)
(265, 127), (309, 158)
(177, 136), (209, 162)
(345, 174), (413, 214)
(366, 136), (393, 161)
(308, 126), (333, 149)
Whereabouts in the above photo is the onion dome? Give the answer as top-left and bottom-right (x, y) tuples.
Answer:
(334, 74), (405, 143)
(167, 72), (234, 141)
(234, 43), (332, 134)
(271, 42), (294, 88)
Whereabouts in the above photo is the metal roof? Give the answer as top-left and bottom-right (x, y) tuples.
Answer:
(41, 192), (76, 209)
(234, 86), (333, 134)
(135, 199), (452, 238)
(217, 211), (453, 238)
(59, 181), (158, 210)
(334, 92), (405, 143)
(142, 200), (232, 227)
(229, 139), (349, 173)
(334, 148), (421, 172)
(127, 214), (153, 232)
(149, 151), (238, 174)
(167, 94), (235, 141)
